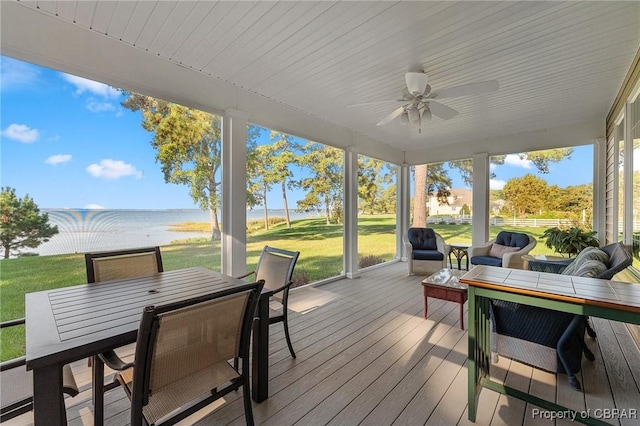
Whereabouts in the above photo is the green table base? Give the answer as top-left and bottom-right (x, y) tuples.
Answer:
(467, 286), (640, 426)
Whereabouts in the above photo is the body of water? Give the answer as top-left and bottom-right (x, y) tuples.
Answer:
(30, 209), (315, 256)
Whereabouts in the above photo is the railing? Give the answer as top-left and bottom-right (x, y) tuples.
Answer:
(426, 217), (574, 227)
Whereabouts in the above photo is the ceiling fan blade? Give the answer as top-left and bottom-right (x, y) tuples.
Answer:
(376, 105), (407, 126)
(430, 80), (499, 99)
(429, 101), (458, 120)
(347, 99), (404, 107)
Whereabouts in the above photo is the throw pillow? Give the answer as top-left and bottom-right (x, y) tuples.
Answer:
(489, 243), (520, 259)
(572, 259), (608, 278)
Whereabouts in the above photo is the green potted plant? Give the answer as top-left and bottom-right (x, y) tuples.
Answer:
(541, 226), (600, 257)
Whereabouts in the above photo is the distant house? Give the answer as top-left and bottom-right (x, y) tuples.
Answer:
(427, 188), (472, 216)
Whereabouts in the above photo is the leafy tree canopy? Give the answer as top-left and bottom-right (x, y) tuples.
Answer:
(0, 187), (58, 259)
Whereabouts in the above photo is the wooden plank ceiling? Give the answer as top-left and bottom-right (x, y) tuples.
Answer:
(4, 1), (640, 158)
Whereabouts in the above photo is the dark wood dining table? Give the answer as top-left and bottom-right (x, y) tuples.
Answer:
(25, 267), (271, 426)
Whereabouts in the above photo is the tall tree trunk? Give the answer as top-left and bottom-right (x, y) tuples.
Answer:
(4, 246), (10, 259)
(325, 193), (331, 225)
(282, 181), (291, 228)
(413, 164), (428, 227)
(263, 186), (269, 230)
(209, 208), (221, 241)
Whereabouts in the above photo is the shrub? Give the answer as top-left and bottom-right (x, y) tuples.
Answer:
(291, 269), (310, 288)
(359, 254), (385, 269)
(541, 226), (599, 257)
(246, 216), (287, 234)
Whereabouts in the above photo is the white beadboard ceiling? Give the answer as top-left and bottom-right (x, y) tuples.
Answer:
(1, 1), (639, 164)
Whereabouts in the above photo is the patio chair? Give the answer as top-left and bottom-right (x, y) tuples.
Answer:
(468, 231), (536, 269)
(403, 227), (450, 275)
(113, 281), (264, 426)
(84, 247), (163, 388)
(0, 318), (79, 422)
(239, 246), (300, 358)
(490, 242), (633, 390)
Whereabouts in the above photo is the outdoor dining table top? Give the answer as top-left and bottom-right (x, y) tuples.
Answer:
(25, 267), (248, 370)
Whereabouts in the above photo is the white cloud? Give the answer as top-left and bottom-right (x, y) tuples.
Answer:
(1, 123), (39, 143)
(84, 203), (106, 210)
(86, 99), (115, 113)
(503, 154), (532, 169)
(86, 159), (143, 180)
(0, 57), (40, 90)
(45, 154), (72, 165)
(490, 179), (506, 190)
(62, 73), (120, 99)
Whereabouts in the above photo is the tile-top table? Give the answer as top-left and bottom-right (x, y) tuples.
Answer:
(422, 268), (467, 329)
(25, 267), (271, 426)
(461, 266), (640, 426)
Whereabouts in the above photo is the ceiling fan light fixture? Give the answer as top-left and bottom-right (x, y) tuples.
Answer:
(405, 72), (428, 96)
(408, 106), (420, 124)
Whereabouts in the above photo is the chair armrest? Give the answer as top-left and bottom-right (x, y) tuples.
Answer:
(435, 233), (450, 258)
(236, 270), (256, 280)
(503, 237), (537, 269)
(468, 241), (494, 258)
(98, 350), (134, 371)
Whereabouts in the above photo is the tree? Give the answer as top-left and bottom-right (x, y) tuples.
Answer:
(412, 163), (452, 227)
(268, 131), (299, 228)
(296, 143), (343, 224)
(358, 157), (394, 214)
(502, 174), (550, 215)
(448, 148), (573, 186)
(122, 93), (260, 240)
(0, 187), (58, 259)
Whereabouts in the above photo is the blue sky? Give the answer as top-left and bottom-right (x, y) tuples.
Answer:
(1, 56), (594, 210)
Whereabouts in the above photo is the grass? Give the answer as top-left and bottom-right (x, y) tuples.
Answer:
(0, 215), (559, 361)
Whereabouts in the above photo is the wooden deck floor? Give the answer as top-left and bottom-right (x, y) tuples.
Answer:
(7, 262), (640, 425)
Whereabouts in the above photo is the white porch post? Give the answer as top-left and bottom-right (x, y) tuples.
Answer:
(623, 102), (634, 246)
(344, 147), (360, 279)
(398, 163), (411, 260)
(593, 139), (607, 242)
(221, 109), (248, 277)
(472, 153), (490, 245)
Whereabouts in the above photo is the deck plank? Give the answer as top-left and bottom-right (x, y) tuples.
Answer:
(6, 262), (639, 426)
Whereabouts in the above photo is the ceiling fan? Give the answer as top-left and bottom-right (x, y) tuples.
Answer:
(349, 71), (499, 133)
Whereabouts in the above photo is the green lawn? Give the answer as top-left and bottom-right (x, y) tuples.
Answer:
(0, 215), (558, 360)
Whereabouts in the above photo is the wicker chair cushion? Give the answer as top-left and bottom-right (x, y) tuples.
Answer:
(412, 249), (444, 261)
(407, 228), (438, 250)
(489, 243), (520, 259)
(495, 231), (529, 248)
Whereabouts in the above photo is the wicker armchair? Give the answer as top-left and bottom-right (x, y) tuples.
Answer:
(490, 243), (633, 390)
(115, 281), (264, 425)
(469, 231), (536, 269)
(239, 246), (299, 358)
(0, 318), (78, 422)
(403, 227), (450, 275)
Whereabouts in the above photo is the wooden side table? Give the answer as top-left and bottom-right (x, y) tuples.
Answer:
(421, 268), (468, 329)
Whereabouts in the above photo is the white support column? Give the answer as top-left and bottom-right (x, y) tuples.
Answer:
(397, 163), (410, 261)
(624, 102), (634, 246)
(593, 139), (607, 242)
(221, 109), (248, 277)
(344, 147), (360, 279)
(472, 153), (490, 245)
